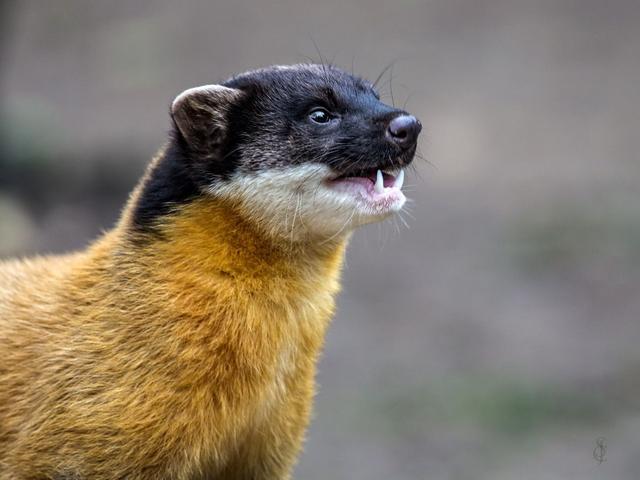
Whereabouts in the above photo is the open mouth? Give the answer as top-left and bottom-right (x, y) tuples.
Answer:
(325, 168), (406, 214)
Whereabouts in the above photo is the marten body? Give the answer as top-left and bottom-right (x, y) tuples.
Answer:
(0, 64), (421, 479)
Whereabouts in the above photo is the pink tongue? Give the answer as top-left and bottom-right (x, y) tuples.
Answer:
(383, 172), (396, 188)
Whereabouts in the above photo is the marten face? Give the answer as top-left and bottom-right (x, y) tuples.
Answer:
(167, 64), (421, 241)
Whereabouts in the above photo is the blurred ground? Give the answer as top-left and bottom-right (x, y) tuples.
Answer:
(1, 1), (639, 478)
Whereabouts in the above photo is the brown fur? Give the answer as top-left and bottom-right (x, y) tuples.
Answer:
(0, 164), (348, 478)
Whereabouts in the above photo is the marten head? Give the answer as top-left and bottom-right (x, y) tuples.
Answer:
(133, 64), (421, 241)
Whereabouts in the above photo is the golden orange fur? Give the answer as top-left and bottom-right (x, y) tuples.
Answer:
(0, 164), (348, 479)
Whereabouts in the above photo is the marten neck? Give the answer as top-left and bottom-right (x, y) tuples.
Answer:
(125, 197), (348, 282)
(101, 148), (349, 292)
(90, 141), (349, 307)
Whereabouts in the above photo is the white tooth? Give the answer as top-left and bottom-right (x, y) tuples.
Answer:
(374, 169), (384, 193)
(394, 169), (405, 189)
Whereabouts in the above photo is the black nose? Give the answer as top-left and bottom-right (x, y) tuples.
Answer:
(387, 115), (422, 149)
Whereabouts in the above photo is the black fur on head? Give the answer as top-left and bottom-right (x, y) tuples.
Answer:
(132, 64), (420, 233)
(221, 65), (416, 176)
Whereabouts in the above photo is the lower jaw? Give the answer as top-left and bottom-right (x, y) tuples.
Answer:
(356, 191), (406, 216)
(326, 182), (407, 217)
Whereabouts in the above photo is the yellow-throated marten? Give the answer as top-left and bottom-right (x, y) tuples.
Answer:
(0, 64), (421, 479)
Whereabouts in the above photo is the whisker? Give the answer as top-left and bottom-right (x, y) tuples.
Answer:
(319, 204), (358, 246)
(372, 61), (397, 90)
(397, 211), (410, 229)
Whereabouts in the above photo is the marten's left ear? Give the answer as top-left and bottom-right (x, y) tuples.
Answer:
(171, 85), (244, 159)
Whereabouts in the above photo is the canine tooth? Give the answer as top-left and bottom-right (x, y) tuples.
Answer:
(394, 169), (405, 189)
(374, 169), (384, 193)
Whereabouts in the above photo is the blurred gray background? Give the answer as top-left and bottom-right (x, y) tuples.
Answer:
(1, 1), (639, 478)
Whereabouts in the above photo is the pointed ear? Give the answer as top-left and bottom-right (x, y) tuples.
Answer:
(171, 85), (244, 158)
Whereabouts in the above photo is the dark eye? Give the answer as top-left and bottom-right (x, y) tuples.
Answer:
(308, 107), (332, 124)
